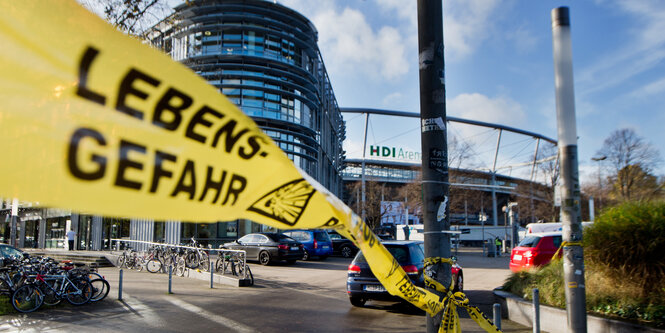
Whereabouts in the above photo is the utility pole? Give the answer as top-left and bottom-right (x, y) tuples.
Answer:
(10, 198), (18, 247)
(551, 7), (587, 332)
(417, 1), (450, 332)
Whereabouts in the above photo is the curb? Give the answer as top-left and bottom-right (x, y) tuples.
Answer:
(493, 289), (665, 333)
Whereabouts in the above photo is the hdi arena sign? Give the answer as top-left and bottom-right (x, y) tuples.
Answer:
(369, 145), (422, 162)
(0, 2), (499, 332)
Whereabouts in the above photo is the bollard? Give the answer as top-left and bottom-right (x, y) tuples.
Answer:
(118, 269), (123, 301)
(210, 261), (214, 288)
(533, 288), (540, 333)
(493, 303), (501, 331)
(168, 265), (173, 294)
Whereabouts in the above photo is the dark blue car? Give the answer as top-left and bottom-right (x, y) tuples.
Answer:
(282, 230), (333, 260)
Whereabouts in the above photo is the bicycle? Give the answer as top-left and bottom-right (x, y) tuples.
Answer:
(215, 248), (253, 286)
(39, 270), (92, 306)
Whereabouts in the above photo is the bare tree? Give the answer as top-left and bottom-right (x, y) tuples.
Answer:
(597, 128), (661, 201)
(79, 0), (173, 38)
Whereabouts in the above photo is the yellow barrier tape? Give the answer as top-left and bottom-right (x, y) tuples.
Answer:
(424, 258), (502, 333)
(0, 2), (498, 331)
(551, 241), (583, 261)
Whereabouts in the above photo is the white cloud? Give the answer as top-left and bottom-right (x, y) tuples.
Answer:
(382, 92), (403, 107)
(312, 7), (409, 81)
(579, 1), (665, 96)
(504, 24), (538, 54)
(443, 0), (501, 60)
(374, 0), (501, 61)
(628, 76), (665, 98)
(449, 93), (525, 127)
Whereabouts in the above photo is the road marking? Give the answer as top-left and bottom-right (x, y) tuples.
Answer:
(164, 297), (256, 333)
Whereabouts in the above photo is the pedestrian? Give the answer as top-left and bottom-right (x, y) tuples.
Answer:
(66, 228), (76, 251)
(495, 237), (501, 257)
(403, 225), (410, 240)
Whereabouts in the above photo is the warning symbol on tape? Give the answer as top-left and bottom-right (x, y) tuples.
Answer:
(247, 178), (315, 226)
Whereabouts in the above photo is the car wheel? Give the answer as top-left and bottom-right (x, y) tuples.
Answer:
(259, 251), (271, 266)
(349, 296), (366, 307)
(453, 273), (463, 292)
(302, 250), (309, 261)
(341, 245), (353, 258)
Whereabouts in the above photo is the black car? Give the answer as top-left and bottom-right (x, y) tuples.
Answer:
(327, 230), (358, 258)
(0, 244), (27, 264)
(223, 233), (304, 265)
(346, 240), (463, 307)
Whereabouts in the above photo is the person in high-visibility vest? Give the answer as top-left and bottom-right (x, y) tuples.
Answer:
(495, 237), (502, 257)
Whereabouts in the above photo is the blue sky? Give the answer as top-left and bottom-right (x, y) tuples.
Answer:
(276, 0), (665, 184)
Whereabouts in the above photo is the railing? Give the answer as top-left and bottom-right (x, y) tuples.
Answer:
(109, 239), (250, 280)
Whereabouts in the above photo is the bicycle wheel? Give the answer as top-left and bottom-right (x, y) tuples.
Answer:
(89, 278), (110, 302)
(214, 257), (224, 273)
(239, 265), (254, 286)
(65, 278), (93, 305)
(185, 252), (198, 269)
(117, 255), (126, 268)
(41, 283), (62, 306)
(200, 254), (210, 272)
(146, 258), (162, 273)
(12, 284), (43, 313)
(175, 258), (187, 277)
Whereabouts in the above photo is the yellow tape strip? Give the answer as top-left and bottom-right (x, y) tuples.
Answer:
(0, 3), (500, 332)
(425, 258), (502, 333)
(551, 241), (583, 261)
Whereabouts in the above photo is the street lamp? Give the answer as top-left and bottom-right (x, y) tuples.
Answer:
(591, 155), (606, 215)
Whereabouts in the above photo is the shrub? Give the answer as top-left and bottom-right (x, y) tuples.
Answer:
(584, 201), (665, 299)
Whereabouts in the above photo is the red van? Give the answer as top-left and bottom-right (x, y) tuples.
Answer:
(509, 232), (562, 272)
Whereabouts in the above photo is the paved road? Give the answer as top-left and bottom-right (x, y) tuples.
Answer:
(0, 248), (532, 332)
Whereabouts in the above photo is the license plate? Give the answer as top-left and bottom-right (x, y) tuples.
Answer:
(322, 246), (329, 249)
(363, 285), (386, 292)
(290, 247), (299, 250)
(513, 254), (522, 261)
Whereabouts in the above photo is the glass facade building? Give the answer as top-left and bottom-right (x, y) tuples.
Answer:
(149, 0), (345, 194)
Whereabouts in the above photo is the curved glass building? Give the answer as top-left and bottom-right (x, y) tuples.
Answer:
(149, 0), (345, 195)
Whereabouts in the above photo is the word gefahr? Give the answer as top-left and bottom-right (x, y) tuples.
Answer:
(67, 127), (247, 206)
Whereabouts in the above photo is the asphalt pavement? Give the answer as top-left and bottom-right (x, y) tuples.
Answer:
(0, 247), (535, 332)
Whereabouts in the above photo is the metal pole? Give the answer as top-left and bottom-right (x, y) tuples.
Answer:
(551, 7), (587, 333)
(491, 130), (502, 226)
(168, 265), (173, 294)
(361, 113), (369, 223)
(493, 303), (502, 331)
(210, 261), (214, 288)
(118, 269), (123, 301)
(417, 2), (450, 332)
(533, 288), (541, 333)
(10, 198), (18, 247)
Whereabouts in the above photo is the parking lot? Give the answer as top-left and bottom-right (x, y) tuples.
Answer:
(0, 248), (532, 332)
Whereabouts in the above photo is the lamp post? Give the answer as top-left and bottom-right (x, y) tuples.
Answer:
(591, 156), (606, 214)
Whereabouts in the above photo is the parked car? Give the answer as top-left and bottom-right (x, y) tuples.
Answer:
(222, 233), (304, 266)
(327, 230), (358, 258)
(0, 244), (27, 265)
(509, 232), (562, 273)
(282, 230), (333, 260)
(346, 240), (463, 307)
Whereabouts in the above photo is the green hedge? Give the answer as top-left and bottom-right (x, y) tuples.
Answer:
(584, 201), (665, 298)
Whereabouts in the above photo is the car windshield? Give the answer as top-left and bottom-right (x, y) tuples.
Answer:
(354, 245), (410, 265)
(518, 235), (541, 247)
(267, 233), (296, 242)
